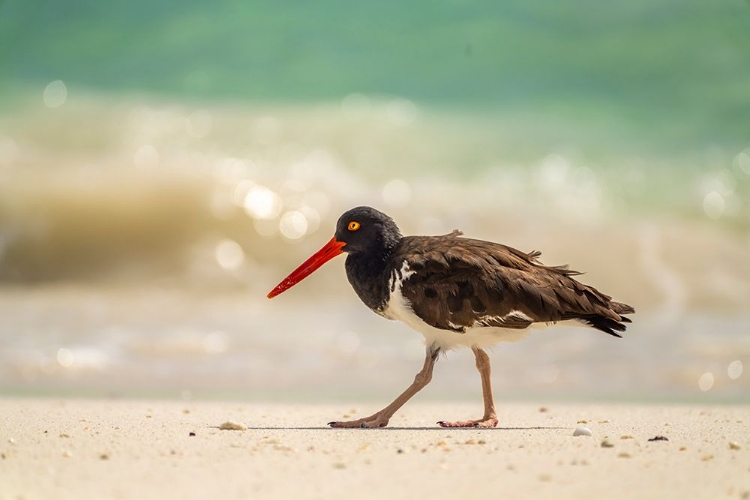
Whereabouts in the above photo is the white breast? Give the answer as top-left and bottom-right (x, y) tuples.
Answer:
(381, 262), (534, 351)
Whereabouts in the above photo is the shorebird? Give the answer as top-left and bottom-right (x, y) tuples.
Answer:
(268, 206), (634, 428)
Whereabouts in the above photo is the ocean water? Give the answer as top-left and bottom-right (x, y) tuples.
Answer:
(0, 96), (748, 402)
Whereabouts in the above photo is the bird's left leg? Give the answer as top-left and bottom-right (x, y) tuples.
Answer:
(328, 347), (440, 428)
(437, 347), (498, 428)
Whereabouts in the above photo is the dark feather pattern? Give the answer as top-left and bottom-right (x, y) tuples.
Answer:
(393, 234), (634, 337)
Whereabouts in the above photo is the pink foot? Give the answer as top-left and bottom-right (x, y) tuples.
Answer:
(328, 413), (389, 428)
(437, 417), (498, 428)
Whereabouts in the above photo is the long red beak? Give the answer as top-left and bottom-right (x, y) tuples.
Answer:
(267, 237), (346, 298)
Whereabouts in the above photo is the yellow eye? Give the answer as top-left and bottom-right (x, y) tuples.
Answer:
(348, 221), (361, 231)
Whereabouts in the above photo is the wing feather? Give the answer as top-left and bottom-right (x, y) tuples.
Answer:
(394, 235), (633, 337)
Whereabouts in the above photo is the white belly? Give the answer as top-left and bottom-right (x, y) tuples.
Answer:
(382, 281), (533, 351)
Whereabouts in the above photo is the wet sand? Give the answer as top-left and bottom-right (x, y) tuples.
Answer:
(1, 398), (749, 500)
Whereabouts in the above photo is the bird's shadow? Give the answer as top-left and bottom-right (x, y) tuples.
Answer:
(235, 426), (567, 431)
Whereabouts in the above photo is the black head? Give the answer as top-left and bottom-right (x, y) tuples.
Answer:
(267, 206), (402, 299)
(334, 206), (402, 255)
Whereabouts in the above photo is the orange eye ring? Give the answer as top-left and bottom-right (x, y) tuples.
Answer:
(348, 221), (361, 231)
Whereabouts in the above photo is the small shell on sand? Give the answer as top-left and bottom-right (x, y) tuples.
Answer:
(728, 442), (741, 450)
(219, 421), (247, 431)
(573, 426), (592, 437)
(601, 440), (614, 448)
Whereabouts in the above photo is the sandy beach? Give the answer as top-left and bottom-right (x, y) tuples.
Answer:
(1, 398), (748, 500)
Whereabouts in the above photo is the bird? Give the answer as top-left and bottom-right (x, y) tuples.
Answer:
(267, 206), (634, 428)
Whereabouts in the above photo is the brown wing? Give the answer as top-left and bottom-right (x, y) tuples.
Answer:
(395, 234), (634, 337)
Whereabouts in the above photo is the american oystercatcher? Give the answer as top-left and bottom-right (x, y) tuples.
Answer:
(268, 206), (634, 428)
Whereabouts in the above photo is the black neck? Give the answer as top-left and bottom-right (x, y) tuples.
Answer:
(344, 237), (400, 313)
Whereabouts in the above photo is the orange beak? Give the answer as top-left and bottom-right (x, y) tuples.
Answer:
(267, 237), (346, 298)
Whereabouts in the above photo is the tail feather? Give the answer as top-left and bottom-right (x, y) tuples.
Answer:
(572, 302), (634, 338)
(578, 315), (627, 338)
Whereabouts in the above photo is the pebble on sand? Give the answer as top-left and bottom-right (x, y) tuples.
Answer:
(601, 440), (614, 448)
(219, 421), (247, 431)
(573, 426), (592, 437)
(728, 442), (741, 450)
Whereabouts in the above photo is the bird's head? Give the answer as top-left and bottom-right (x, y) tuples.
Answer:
(333, 206), (401, 255)
(267, 206), (401, 298)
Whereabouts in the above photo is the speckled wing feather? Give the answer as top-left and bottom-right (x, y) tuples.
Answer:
(394, 234), (634, 337)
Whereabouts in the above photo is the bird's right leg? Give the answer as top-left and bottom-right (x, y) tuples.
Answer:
(328, 346), (440, 428)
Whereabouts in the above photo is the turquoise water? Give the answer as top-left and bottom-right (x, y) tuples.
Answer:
(2, 0), (750, 151)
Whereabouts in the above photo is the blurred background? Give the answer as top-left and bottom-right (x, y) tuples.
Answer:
(0, 0), (748, 403)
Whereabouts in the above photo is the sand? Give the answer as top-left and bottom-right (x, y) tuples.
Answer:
(1, 398), (748, 500)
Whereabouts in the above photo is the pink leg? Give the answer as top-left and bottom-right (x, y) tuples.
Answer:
(437, 347), (498, 428)
(329, 348), (440, 428)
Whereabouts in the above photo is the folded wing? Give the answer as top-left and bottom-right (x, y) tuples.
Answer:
(395, 235), (634, 337)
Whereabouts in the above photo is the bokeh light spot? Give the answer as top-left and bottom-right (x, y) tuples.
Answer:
(382, 179), (412, 207)
(727, 360), (743, 380)
(733, 149), (750, 176)
(57, 348), (74, 368)
(203, 331), (229, 354)
(243, 186), (282, 219)
(386, 98), (417, 126)
(698, 372), (714, 392)
(279, 211), (308, 240)
(215, 239), (245, 271)
(702, 191), (725, 219)
(537, 154), (570, 190)
(43, 80), (67, 108)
